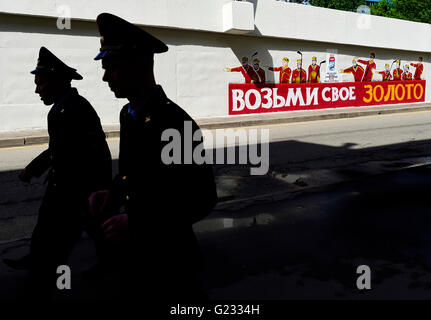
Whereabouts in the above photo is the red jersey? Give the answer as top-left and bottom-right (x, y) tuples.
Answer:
(378, 71), (392, 81)
(392, 68), (403, 81)
(269, 66), (292, 83)
(410, 62), (424, 80)
(308, 65), (320, 83)
(291, 69), (307, 83)
(402, 72), (413, 80)
(342, 65), (364, 82)
(255, 68), (266, 83)
(357, 59), (376, 82)
(231, 65), (259, 83)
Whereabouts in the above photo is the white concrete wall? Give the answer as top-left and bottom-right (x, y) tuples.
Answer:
(0, 0), (430, 132)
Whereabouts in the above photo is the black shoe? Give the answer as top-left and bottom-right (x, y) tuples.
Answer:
(3, 255), (32, 270)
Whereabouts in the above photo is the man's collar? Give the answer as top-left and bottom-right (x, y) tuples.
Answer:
(127, 85), (166, 120)
(52, 87), (76, 111)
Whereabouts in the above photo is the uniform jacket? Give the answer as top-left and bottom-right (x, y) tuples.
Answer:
(25, 87), (112, 266)
(410, 62), (424, 80)
(402, 72), (413, 80)
(110, 85), (217, 274)
(254, 68), (266, 83)
(358, 59), (376, 82)
(378, 71), (392, 81)
(268, 66), (291, 83)
(308, 65), (320, 83)
(231, 65), (259, 83)
(291, 69), (307, 83)
(26, 87), (112, 198)
(342, 65), (364, 82)
(392, 68), (403, 81)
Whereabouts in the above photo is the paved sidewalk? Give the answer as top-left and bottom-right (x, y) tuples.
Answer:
(1, 103), (430, 148)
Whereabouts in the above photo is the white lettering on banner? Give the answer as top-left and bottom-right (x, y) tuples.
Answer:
(232, 89), (245, 111)
(321, 86), (357, 102)
(261, 88), (272, 109)
(285, 88), (305, 107)
(273, 88), (286, 108)
(331, 87), (339, 101)
(339, 87), (349, 101)
(245, 89), (261, 110)
(349, 86), (356, 100)
(231, 85), (361, 112)
(306, 87), (319, 105)
(322, 87), (331, 102)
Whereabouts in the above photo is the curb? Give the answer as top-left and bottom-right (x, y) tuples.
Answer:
(1, 103), (430, 148)
(197, 103), (431, 129)
(0, 129), (121, 149)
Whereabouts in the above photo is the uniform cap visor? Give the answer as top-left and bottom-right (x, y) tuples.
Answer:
(30, 68), (45, 75)
(94, 50), (121, 60)
(30, 68), (83, 80)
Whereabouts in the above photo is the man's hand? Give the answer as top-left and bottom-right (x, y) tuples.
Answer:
(101, 214), (129, 242)
(18, 168), (33, 183)
(89, 190), (111, 217)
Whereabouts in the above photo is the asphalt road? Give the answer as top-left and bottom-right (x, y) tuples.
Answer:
(2, 165), (431, 300)
(1, 110), (431, 301)
(1, 111), (431, 242)
(198, 164), (431, 300)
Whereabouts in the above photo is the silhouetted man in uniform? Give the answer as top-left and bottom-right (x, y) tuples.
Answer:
(3, 47), (112, 297)
(89, 13), (217, 301)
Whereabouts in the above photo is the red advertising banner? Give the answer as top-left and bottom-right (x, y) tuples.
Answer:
(228, 80), (426, 115)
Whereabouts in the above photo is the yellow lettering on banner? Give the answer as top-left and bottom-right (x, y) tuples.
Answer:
(395, 84), (405, 101)
(384, 85), (395, 102)
(405, 83), (414, 100)
(414, 83), (424, 100)
(363, 85), (373, 103)
(373, 85), (384, 102)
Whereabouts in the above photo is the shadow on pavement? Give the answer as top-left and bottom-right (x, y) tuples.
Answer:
(1, 139), (431, 299)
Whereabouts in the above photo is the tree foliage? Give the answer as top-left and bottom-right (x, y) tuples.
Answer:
(370, 0), (431, 24)
(310, 0), (431, 24)
(309, 0), (366, 12)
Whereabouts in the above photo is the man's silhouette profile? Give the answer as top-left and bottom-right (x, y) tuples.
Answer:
(89, 13), (217, 301)
(3, 47), (112, 297)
